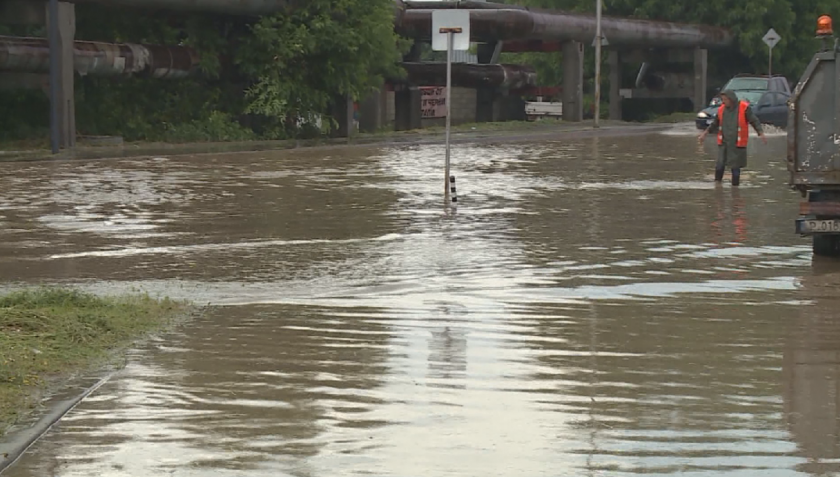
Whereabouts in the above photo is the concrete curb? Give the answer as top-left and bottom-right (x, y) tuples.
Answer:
(0, 373), (113, 475)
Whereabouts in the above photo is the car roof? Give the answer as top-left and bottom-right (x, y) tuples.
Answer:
(733, 73), (786, 78)
(724, 75), (790, 93)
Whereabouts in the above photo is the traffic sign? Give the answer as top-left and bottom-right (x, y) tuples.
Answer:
(763, 28), (781, 77)
(432, 10), (471, 52)
(763, 28), (780, 49)
(431, 9), (472, 203)
(591, 35), (609, 47)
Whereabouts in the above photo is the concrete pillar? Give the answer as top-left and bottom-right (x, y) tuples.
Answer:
(608, 50), (622, 120)
(475, 42), (500, 123)
(694, 48), (708, 110)
(330, 94), (354, 138)
(394, 41), (423, 131)
(562, 41), (583, 122)
(499, 95), (527, 122)
(404, 41), (422, 63)
(394, 85), (421, 131)
(47, 2), (76, 149)
(359, 87), (387, 133)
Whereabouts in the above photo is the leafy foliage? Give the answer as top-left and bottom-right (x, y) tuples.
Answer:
(503, 0), (840, 88)
(2, 0), (839, 141)
(237, 0), (409, 127)
(0, 0), (407, 142)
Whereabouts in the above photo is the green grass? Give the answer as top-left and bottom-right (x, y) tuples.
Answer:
(0, 288), (188, 435)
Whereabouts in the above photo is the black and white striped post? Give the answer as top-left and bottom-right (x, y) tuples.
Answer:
(449, 175), (457, 202)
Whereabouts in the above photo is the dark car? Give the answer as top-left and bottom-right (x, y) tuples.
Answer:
(695, 90), (790, 131)
(695, 74), (791, 130)
(726, 74), (791, 94)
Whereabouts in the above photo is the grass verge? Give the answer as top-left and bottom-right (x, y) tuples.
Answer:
(0, 288), (189, 436)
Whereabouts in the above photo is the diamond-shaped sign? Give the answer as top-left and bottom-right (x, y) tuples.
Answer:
(591, 35), (609, 47)
(763, 28), (781, 49)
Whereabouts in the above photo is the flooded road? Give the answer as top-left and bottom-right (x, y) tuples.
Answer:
(2, 124), (840, 476)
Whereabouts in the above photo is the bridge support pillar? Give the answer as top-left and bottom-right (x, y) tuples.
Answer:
(359, 86), (387, 133)
(47, 1), (77, 150)
(394, 85), (422, 131)
(330, 94), (355, 138)
(608, 48), (709, 120)
(693, 48), (708, 110)
(562, 41), (583, 122)
(476, 41), (502, 123)
(394, 41), (423, 131)
(499, 95), (527, 121)
(608, 50), (622, 120)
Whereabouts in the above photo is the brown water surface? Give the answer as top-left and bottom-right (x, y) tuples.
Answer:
(1, 125), (838, 476)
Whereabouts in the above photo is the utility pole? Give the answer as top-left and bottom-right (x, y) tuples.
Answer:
(593, 0), (602, 128)
(48, 0), (60, 153)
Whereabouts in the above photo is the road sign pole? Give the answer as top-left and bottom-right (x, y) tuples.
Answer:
(769, 46), (773, 77)
(445, 30), (453, 202)
(432, 10), (469, 204)
(762, 28), (780, 78)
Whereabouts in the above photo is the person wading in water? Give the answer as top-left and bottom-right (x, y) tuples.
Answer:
(698, 89), (767, 186)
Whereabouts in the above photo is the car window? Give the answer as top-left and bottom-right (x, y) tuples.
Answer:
(725, 78), (769, 90)
(738, 91), (764, 104)
(770, 78), (791, 93)
(757, 93), (773, 107)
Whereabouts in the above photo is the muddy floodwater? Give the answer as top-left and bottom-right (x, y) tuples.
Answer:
(1, 124), (839, 476)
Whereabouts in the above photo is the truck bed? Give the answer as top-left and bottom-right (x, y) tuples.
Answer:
(788, 41), (840, 189)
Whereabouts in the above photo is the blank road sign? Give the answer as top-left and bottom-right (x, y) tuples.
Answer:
(432, 10), (471, 52)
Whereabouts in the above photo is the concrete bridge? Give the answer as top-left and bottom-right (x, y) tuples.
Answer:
(0, 0), (732, 148)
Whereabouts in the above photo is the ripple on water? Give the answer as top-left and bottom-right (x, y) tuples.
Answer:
(0, 134), (834, 476)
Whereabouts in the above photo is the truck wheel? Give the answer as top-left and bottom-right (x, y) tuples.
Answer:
(813, 235), (840, 256)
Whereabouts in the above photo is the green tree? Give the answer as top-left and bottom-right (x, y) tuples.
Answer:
(1, 1), (408, 143)
(503, 0), (840, 87)
(236, 0), (409, 134)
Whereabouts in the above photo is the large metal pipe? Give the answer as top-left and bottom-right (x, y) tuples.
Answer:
(396, 9), (733, 49)
(403, 1), (525, 10)
(0, 36), (198, 78)
(22, 0), (731, 51)
(27, 0), (292, 14)
(399, 62), (537, 91)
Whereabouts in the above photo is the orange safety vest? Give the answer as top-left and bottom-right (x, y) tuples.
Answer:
(717, 100), (750, 148)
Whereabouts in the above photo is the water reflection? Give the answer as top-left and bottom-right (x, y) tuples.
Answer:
(427, 325), (468, 389)
(711, 187), (748, 245)
(785, 263), (840, 475)
(0, 128), (831, 476)
(4, 304), (395, 476)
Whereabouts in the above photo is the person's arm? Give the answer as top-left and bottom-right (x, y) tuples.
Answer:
(698, 115), (719, 142)
(745, 104), (767, 142)
(745, 105), (763, 134)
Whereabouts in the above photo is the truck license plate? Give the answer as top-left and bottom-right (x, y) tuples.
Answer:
(801, 219), (840, 233)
